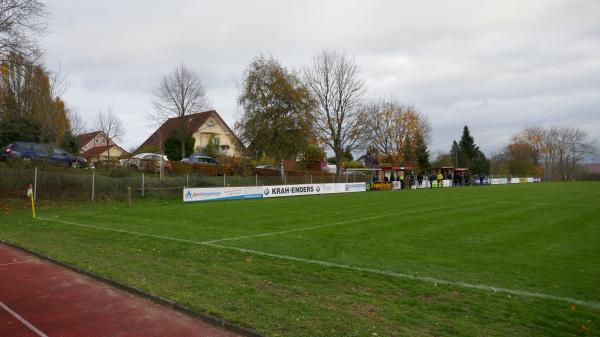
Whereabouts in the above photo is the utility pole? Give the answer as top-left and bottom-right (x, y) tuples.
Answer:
(455, 151), (458, 168)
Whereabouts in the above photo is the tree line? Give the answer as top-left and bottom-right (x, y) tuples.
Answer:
(1, 1), (595, 179)
(0, 1), (127, 158)
(0, 1), (79, 152)
(234, 52), (437, 176)
(491, 125), (597, 180)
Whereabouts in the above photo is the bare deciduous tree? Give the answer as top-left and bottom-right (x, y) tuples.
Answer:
(152, 63), (210, 159)
(67, 109), (87, 136)
(144, 108), (166, 153)
(0, 0), (48, 60)
(94, 107), (124, 162)
(360, 99), (431, 165)
(511, 125), (597, 180)
(304, 50), (365, 175)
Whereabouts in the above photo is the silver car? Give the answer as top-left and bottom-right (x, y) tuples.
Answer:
(118, 153), (169, 170)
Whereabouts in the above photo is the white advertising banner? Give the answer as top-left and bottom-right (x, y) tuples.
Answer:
(262, 183), (366, 198)
(262, 184), (322, 198)
(183, 186), (263, 202)
(442, 179), (453, 187)
(340, 183), (368, 193)
(490, 178), (508, 185)
(510, 178), (521, 184)
(183, 183), (367, 202)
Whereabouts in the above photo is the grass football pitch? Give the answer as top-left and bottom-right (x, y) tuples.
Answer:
(1, 182), (599, 336)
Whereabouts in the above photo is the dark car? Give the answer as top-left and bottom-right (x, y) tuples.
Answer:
(181, 155), (220, 165)
(1, 142), (88, 168)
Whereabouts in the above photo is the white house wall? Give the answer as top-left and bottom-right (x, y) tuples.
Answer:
(192, 118), (239, 157)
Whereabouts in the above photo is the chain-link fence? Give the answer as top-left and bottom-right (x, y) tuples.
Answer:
(0, 163), (370, 201)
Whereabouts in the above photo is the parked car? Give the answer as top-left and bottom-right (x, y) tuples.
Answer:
(117, 153), (170, 171)
(1, 142), (87, 168)
(256, 164), (278, 171)
(181, 155), (220, 165)
(322, 163), (337, 174)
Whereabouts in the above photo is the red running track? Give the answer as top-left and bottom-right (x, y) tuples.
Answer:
(0, 244), (246, 337)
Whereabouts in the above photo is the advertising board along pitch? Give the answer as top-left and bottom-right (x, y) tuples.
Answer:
(262, 183), (366, 198)
(183, 186), (263, 202)
(183, 183), (368, 202)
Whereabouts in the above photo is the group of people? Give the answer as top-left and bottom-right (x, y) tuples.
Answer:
(376, 170), (472, 189)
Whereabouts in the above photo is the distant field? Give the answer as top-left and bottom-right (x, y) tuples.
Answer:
(1, 182), (599, 336)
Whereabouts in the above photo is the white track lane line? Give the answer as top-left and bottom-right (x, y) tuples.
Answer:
(35, 216), (600, 310)
(0, 260), (30, 267)
(0, 302), (49, 337)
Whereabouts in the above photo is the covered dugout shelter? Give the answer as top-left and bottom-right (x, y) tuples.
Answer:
(432, 166), (471, 187)
(346, 166), (414, 190)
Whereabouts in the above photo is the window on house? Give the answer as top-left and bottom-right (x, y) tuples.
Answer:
(212, 137), (220, 145)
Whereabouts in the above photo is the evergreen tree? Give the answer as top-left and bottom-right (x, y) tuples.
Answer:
(60, 131), (79, 154)
(164, 130), (195, 161)
(452, 125), (490, 174)
(202, 136), (219, 158)
(0, 117), (39, 146)
(415, 132), (430, 171)
(343, 146), (354, 161)
(472, 150), (490, 175)
(450, 140), (460, 167)
(458, 126), (476, 167)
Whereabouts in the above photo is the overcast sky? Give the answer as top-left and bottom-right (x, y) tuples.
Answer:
(41, 0), (600, 156)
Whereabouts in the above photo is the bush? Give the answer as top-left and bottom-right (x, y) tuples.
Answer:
(109, 167), (133, 178)
(343, 160), (364, 169)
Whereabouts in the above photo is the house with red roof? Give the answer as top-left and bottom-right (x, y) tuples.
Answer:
(138, 110), (243, 157)
(77, 131), (129, 162)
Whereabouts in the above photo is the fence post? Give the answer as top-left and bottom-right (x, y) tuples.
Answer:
(310, 174), (312, 184)
(255, 173), (258, 186)
(33, 166), (37, 201)
(223, 173), (226, 187)
(92, 171), (95, 202)
(142, 173), (145, 198)
(186, 173), (189, 188)
(127, 186), (132, 208)
(159, 160), (164, 184)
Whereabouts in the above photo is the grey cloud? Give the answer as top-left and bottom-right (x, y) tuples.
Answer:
(41, 0), (600, 155)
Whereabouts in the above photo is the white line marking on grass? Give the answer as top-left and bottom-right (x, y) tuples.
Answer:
(204, 243), (600, 310)
(203, 205), (454, 244)
(34, 216), (600, 310)
(0, 302), (49, 337)
(37, 217), (200, 244)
